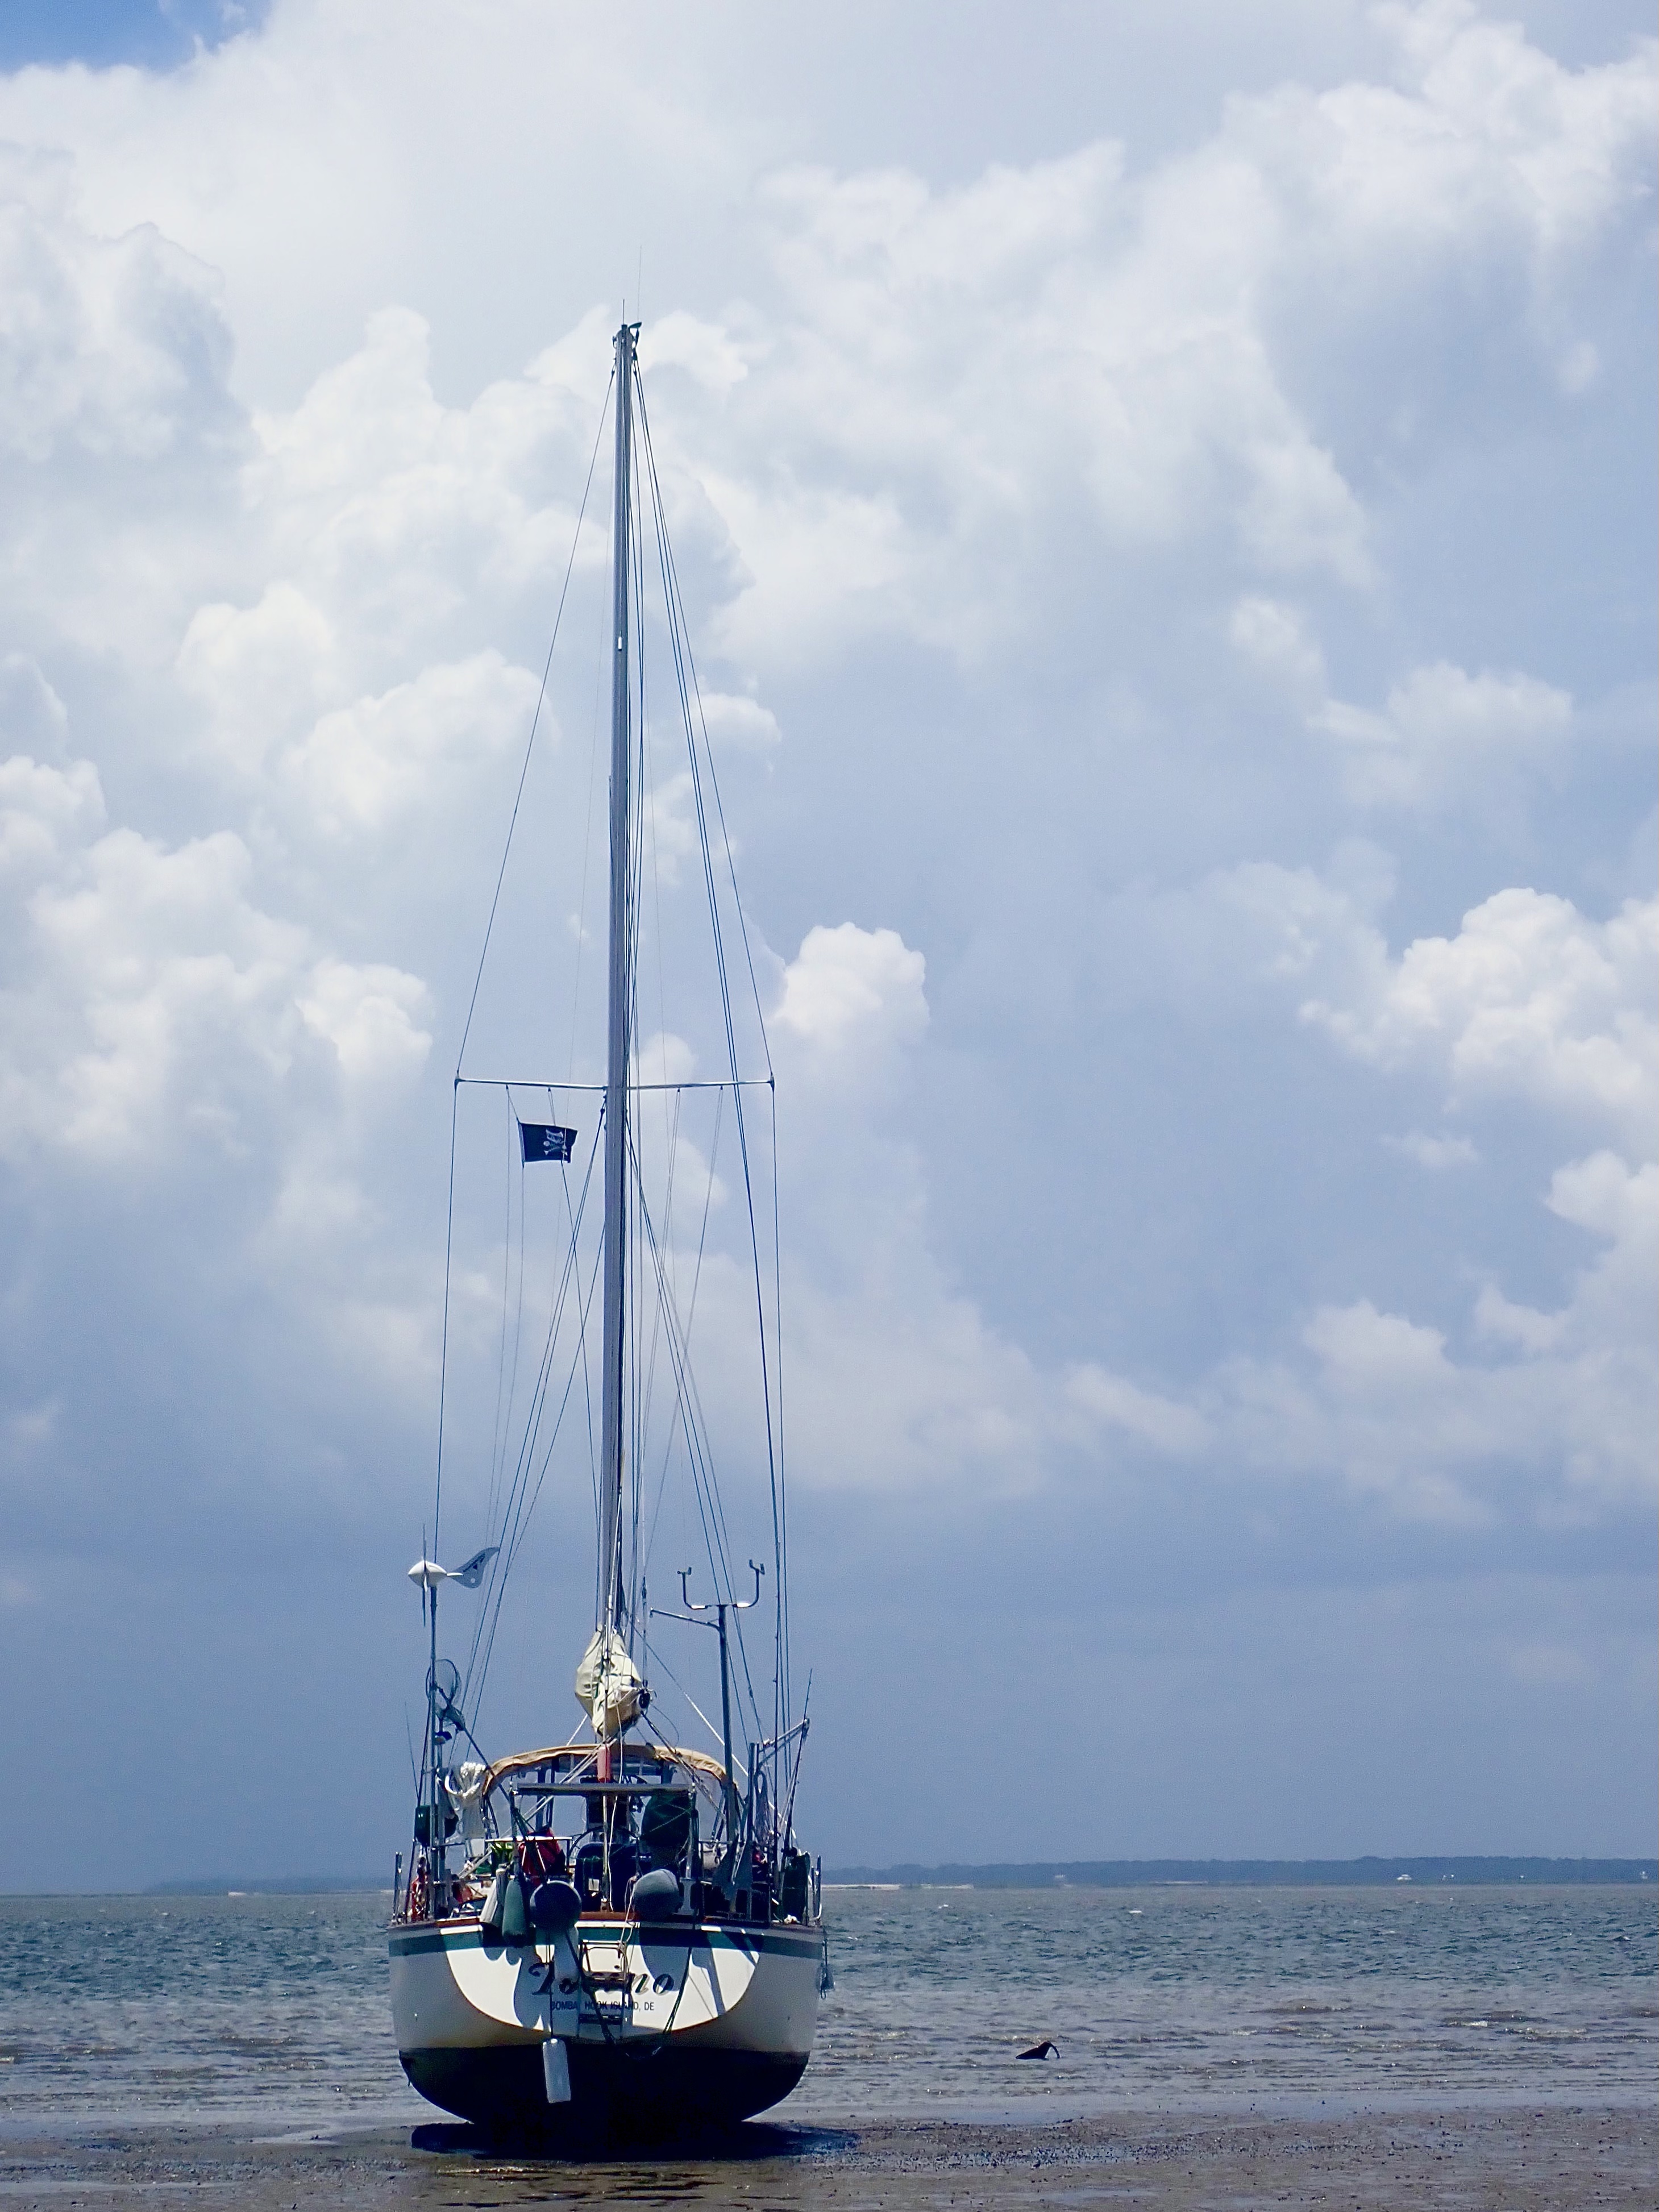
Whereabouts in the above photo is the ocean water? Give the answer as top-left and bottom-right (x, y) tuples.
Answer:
(0, 1885), (1652, 2135)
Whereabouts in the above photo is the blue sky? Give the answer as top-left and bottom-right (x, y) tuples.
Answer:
(0, 3), (263, 71)
(0, 1), (1653, 1887)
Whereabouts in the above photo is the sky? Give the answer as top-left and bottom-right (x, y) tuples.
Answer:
(0, 0), (1654, 1890)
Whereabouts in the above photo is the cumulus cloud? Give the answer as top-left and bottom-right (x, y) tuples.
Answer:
(1072, 855), (1658, 1524)
(1213, 1134), (1658, 1524)
(280, 653), (540, 837)
(0, 730), (430, 1164)
(0, 4), (1647, 1539)
(1314, 663), (1573, 809)
(772, 922), (928, 1068)
(762, 924), (1213, 1495)
(1229, 594), (1327, 702)
(1384, 1129), (1479, 1169)
(1303, 888), (1658, 1147)
(1233, 597), (1575, 816)
(0, 143), (232, 465)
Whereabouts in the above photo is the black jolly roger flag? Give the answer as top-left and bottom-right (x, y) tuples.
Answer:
(518, 1121), (577, 1164)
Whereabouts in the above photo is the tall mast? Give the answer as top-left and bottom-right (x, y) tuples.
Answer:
(597, 320), (637, 1640)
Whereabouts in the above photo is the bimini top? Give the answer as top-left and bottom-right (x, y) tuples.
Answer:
(481, 1740), (729, 1795)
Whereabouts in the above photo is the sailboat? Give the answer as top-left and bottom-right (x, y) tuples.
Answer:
(388, 321), (826, 2135)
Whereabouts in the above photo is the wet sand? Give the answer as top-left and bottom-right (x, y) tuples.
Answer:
(0, 2103), (1652, 2210)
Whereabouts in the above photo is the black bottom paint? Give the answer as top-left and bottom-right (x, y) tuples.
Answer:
(401, 2041), (810, 2139)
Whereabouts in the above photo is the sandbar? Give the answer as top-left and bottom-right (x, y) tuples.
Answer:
(1, 2102), (1654, 2209)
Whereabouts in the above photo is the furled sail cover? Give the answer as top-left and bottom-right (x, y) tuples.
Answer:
(574, 1627), (645, 1739)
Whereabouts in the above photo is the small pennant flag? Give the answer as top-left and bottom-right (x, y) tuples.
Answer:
(519, 1121), (576, 1163)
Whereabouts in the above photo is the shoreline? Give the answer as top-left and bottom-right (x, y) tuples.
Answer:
(0, 2100), (1652, 2210)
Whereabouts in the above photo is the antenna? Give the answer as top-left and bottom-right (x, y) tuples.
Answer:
(677, 1562), (763, 1862)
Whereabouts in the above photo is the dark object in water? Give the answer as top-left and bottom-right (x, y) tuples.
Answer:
(1017, 2039), (1058, 2060)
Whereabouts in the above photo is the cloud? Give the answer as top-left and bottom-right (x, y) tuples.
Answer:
(1233, 597), (1575, 815)
(0, 744), (101, 887)
(1229, 594), (1327, 701)
(1165, 869), (1659, 1523)
(177, 581), (340, 774)
(0, 652), (70, 756)
(1239, 1297), (1499, 1528)
(1138, 854), (1659, 1155)
(0, 730), (430, 1165)
(280, 653), (540, 838)
(1065, 1365), (1212, 1457)
(765, 924), (1212, 1494)
(1215, 1174), (1657, 1523)
(1074, 855), (1658, 1525)
(1302, 888), (1658, 1146)
(772, 922), (928, 1067)
(297, 957), (431, 1090)
(0, 143), (233, 464)
(1317, 662), (1573, 809)
(1385, 1129), (1479, 1169)
(0, 7), (1646, 1531)
(1374, 0), (1654, 260)
(697, 692), (779, 752)
(709, 3), (1649, 663)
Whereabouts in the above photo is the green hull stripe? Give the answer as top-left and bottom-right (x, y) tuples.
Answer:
(389, 1922), (820, 1962)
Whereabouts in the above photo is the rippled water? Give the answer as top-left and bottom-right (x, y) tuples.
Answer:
(0, 1885), (1652, 2132)
(807, 1883), (1658, 2117)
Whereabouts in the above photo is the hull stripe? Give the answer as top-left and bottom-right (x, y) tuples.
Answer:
(390, 1920), (821, 1961)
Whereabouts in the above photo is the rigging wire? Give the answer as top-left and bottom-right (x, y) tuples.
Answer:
(637, 375), (786, 1773)
(630, 1134), (764, 1743)
(485, 1090), (529, 1546)
(462, 1115), (604, 1718)
(640, 1628), (741, 1771)
(641, 1086), (723, 1577)
(431, 370), (614, 1555)
(452, 375), (614, 1079)
(431, 342), (792, 1789)
(469, 1217), (606, 1721)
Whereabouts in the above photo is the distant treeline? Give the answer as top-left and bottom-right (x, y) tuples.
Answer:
(824, 1856), (1657, 1887)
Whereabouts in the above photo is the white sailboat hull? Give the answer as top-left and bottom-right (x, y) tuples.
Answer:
(389, 1915), (824, 2131)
